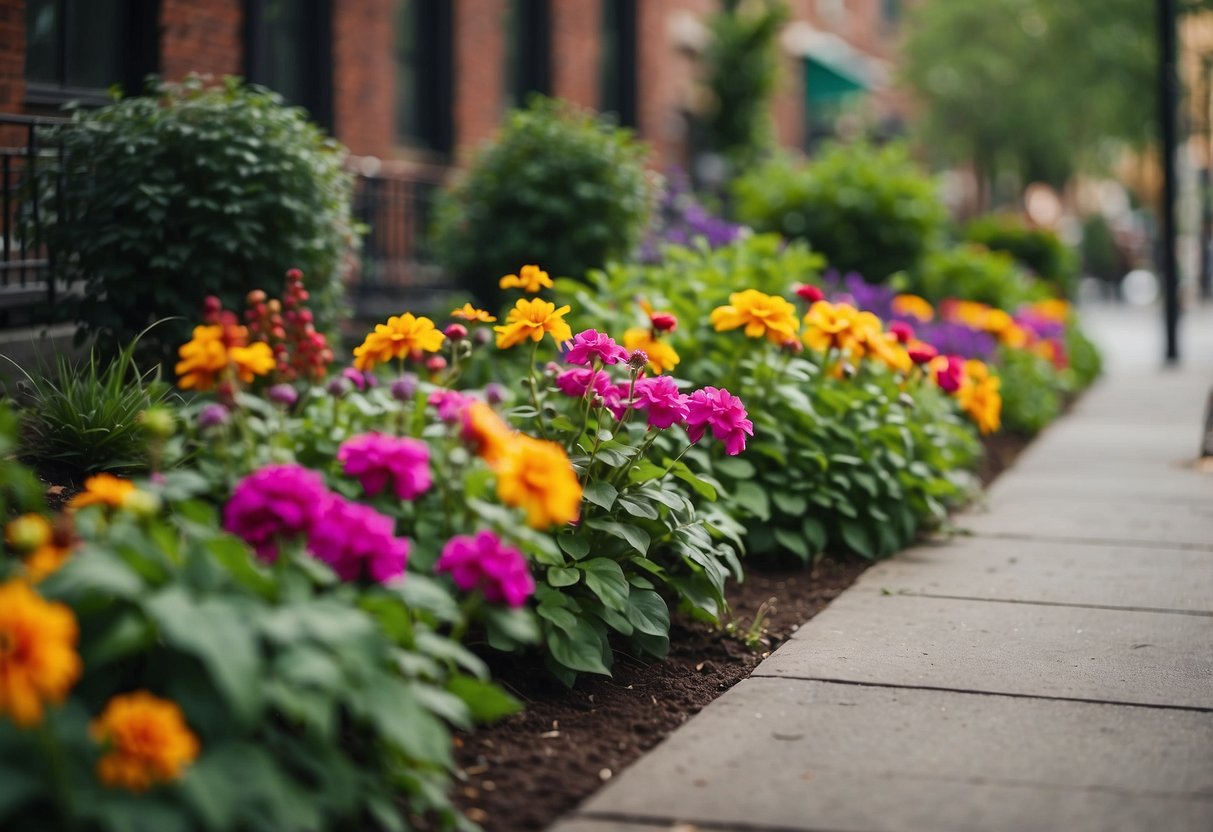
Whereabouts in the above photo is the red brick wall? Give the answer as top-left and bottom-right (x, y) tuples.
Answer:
(0, 0), (24, 117)
(452, 0), (508, 159)
(160, 0), (243, 81)
(551, 0), (602, 110)
(333, 0), (395, 158)
(636, 0), (715, 170)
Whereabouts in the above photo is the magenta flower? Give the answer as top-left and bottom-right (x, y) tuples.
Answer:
(632, 376), (690, 429)
(932, 355), (967, 393)
(685, 387), (753, 455)
(342, 367), (377, 391)
(435, 530), (535, 607)
(555, 367), (611, 398)
(888, 321), (915, 344)
(308, 497), (409, 583)
(564, 329), (629, 367)
(338, 433), (432, 500)
(597, 381), (632, 421)
(223, 464), (332, 561)
(429, 389), (472, 423)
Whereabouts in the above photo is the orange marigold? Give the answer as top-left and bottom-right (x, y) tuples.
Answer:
(0, 579), (82, 726)
(499, 264), (553, 293)
(957, 360), (1002, 435)
(462, 401), (514, 466)
(890, 294), (935, 322)
(623, 328), (680, 374)
(450, 303), (497, 323)
(494, 299), (573, 349)
(494, 436), (582, 529)
(228, 342), (276, 382)
(353, 313), (445, 371)
(91, 691), (200, 792)
(70, 473), (138, 511)
(175, 325), (229, 391)
(709, 289), (800, 343)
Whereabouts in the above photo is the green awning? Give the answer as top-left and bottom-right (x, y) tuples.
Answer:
(804, 56), (868, 107)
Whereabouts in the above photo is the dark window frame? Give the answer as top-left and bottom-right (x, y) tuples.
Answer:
(599, 0), (637, 126)
(244, 0), (334, 130)
(394, 0), (454, 155)
(507, 0), (552, 108)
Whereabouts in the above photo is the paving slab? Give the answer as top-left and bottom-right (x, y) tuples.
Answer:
(754, 593), (1213, 709)
(856, 537), (1213, 614)
(563, 679), (1213, 832)
(985, 468), (1213, 503)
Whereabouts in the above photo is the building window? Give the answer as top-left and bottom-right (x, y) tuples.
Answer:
(881, 0), (901, 24)
(245, 0), (333, 130)
(395, 0), (454, 154)
(506, 0), (551, 107)
(600, 0), (637, 126)
(24, 0), (157, 106)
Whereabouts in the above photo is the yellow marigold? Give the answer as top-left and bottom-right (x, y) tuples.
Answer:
(803, 301), (878, 356)
(91, 691), (200, 792)
(228, 342), (275, 383)
(70, 474), (137, 511)
(25, 544), (72, 583)
(957, 360), (1002, 435)
(0, 579), (82, 726)
(353, 313), (445, 371)
(623, 328), (680, 374)
(709, 289), (800, 343)
(891, 294), (935, 322)
(944, 300), (995, 329)
(847, 310), (885, 358)
(866, 332), (913, 374)
(494, 299), (573, 349)
(5, 514), (52, 552)
(450, 303), (497, 323)
(1027, 298), (1071, 322)
(175, 325), (229, 391)
(463, 401), (514, 466)
(494, 436), (582, 529)
(499, 264), (553, 293)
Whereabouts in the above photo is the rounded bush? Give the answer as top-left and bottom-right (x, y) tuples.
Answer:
(431, 97), (654, 303)
(965, 215), (1077, 298)
(732, 142), (947, 282)
(907, 244), (1047, 310)
(44, 76), (355, 362)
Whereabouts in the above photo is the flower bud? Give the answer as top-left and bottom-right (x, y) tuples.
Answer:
(197, 403), (230, 430)
(286, 268), (303, 281)
(794, 284), (825, 303)
(138, 407), (176, 439)
(473, 328), (492, 346)
(326, 377), (350, 398)
(484, 383), (506, 405)
(246, 289), (268, 305)
(121, 489), (162, 519)
(5, 514), (52, 552)
(425, 355), (448, 372)
(391, 374), (418, 401)
(268, 383), (299, 407)
(443, 323), (468, 341)
(628, 350), (649, 371)
(650, 312), (678, 333)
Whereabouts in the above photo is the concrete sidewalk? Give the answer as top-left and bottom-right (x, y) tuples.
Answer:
(549, 302), (1213, 832)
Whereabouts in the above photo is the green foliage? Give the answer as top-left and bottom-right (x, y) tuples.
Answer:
(906, 244), (1049, 309)
(1066, 321), (1102, 389)
(0, 403), (45, 521)
(431, 97), (654, 305)
(964, 216), (1078, 298)
(733, 144), (948, 282)
(996, 346), (1065, 436)
(701, 0), (790, 169)
(42, 75), (355, 362)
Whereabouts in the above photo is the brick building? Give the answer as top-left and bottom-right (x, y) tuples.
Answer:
(0, 0), (903, 172)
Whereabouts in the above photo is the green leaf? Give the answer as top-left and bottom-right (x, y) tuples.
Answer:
(772, 491), (808, 516)
(547, 566), (581, 587)
(448, 675), (523, 723)
(840, 520), (876, 559)
(581, 557), (630, 611)
(546, 619), (611, 676)
(617, 495), (660, 520)
(773, 528), (810, 561)
(672, 465), (717, 501)
(626, 589), (670, 637)
(0, 763), (41, 816)
(587, 519), (651, 555)
(583, 480), (618, 510)
(482, 606), (541, 646)
(713, 457), (756, 479)
(557, 534), (590, 561)
(731, 480), (771, 521)
(801, 516), (827, 552)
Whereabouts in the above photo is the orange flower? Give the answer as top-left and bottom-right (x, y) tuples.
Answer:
(891, 294), (935, 322)
(175, 325), (229, 391)
(353, 313), (445, 371)
(1027, 298), (1070, 322)
(463, 401), (514, 466)
(91, 691), (200, 792)
(957, 359), (1002, 434)
(710, 289), (800, 343)
(0, 579), (82, 726)
(25, 544), (72, 583)
(623, 327), (680, 374)
(865, 332), (913, 374)
(450, 303), (497, 323)
(70, 473), (137, 511)
(494, 436), (582, 529)
(494, 299), (573, 349)
(499, 264), (553, 293)
(228, 342), (275, 382)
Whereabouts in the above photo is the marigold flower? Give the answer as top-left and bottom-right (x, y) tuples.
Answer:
(91, 691), (200, 791)
(866, 332), (913, 374)
(70, 473), (138, 511)
(494, 436), (582, 529)
(0, 579), (82, 726)
(307, 497), (409, 583)
(175, 325), (229, 391)
(223, 464), (332, 561)
(228, 341), (275, 383)
(499, 264), (553, 293)
(25, 543), (72, 583)
(803, 301), (878, 356)
(462, 401), (515, 466)
(957, 360), (1002, 434)
(494, 299), (573, 349)
(436, 530), (535, 607)
(353, 313), (445, 372)
(891, 294), (935, 322)
(1026, 298), (1071, 322)
(338, 433), (432, 501)
(633, 376), (691, 429)
(451, 303), (497, 323)
(710, 289), (800, 344)
(623, 328), (679, 374)
(564, 329), (629, 366)
(685, 387), (753, 456)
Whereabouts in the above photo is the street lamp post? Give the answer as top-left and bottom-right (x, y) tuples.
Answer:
(1159, 0), (1181, 363)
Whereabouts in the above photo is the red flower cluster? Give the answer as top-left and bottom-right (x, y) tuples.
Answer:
(245, 269), (334, 382)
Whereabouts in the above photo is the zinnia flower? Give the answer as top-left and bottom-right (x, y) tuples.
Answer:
(494, 299), (573, 349)
(91, 691), (200, 791)
(632, 376), (690, 429)
(462, 401), (515, 465)
(710, 289), (800, 343)
(436, 530), (535, 607)
(888, 321), (915, 344)
(223, 464), (331, 561)
(906, 340), (939, 364)
(564, 329), (629, 366)
(352, 313), (445, 372)
(70, 473), (138, 511)
(494, 436), (582, 529)
(338, 433), (432, 500)
(623, 328), (679, 374)
(498, 264), (553, 293)
(554, 368), (611, 399)
(891, 294), (935, 322)
(685, 387), (753, 456)
(450, 303), (497, 323)
(929, 354), (968, 394)
(597, 381), (632, 421)
(307, 497), (409, 583)
(956, 360), (1002, 434)
(0, 579), (82, 726)
(429, 389), (474, 423)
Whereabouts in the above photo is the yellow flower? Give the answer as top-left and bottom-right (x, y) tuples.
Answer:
(499, 264), (553, 293)
(5, 514), (52, 552)
(891, 294), (935, 322)
(802, 301), (879, 356)
(957, 360), (1002, 435)
(623, 327), (680, 374)
(228, 342), (275, 383)
(494, 436), (582, 529)
(1027, 298), (1070, 322)
(353, 313), (445, 371)
(175, 325), (229, 391)
(463, 401), (514, 467)
(91, 691), (200, 792)
(451, 303), (497, 323)
(710, 289), (800, 344)
(494, 299), (573, 349)
(0, 579), (82, 726)
(70, 474), (138, 511)
(865, 332), (913, 374)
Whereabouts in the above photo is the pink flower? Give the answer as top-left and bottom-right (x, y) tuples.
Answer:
(888, 321), (915, 344)
(794, 284), (825, 303)
(308, 497), (409, 583)
(564, 329), (629, 366)
(429, 389), (472, 423)
(555, 368), (611, 398)
(649, 312), (678, 333)
(932, 355), (967, 393)
(685, 387), (753, 455)
(597, 381), (632, 421)
(342, 367), (376, 390)
(632, 376), (690, 429)
(338, 433), (432, 500)
(223, 464), (332, 561)
(907, 341), (939, 364)
(436, 530), (534, 607)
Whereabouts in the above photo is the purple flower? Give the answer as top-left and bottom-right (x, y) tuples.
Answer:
(342, 367), (377, 391)
(326, 377), (350, 398)
(390, 374), (418, 401)
(337, 433), (432, 500)
(436, 530), (534, 607)
(564, 329), (629, 367)
(223, 464), (332, 561)
(428, 389), (472, 423)
(485, 382), (506, 405)
(915, 321), (997, 360)
(198, 403), (230, 430)
(685, 387), (753, 456)
(308, 497), (409, 584)
(268, 383), (299, 407)
(632, 376), (690, 429)
(554, 368), (611, 399)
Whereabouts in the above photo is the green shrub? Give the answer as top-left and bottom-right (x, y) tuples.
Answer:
(907, 244), (1049, 310)
(732, 143), (948, 282)
(42, 75), (355, 362)
(997, 345), (1065, 436)
(431, 97), (654, 304)
(964, 215), (1078, 297)
(1066, 321), (1102, 388)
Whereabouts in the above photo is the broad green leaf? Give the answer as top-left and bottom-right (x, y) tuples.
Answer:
(448, 675), (523, 723)
(617, 496), (659, 520)
(626, 589), (670, 637)
(557, 534), (590, 560)
(772, 491), (808, 516)
(581, 557), (630, 611)
(731, 481), (771, 521)
(587, 519), (651, 555)
(583, 480), (618, 510)
(547, 566), (581, 587)
(840, 520), (876, 559)
(773, 528), (810, 561)
(546, 620), (611, 676)
(713, 457), (756, 479)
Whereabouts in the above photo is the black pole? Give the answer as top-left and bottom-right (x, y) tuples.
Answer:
(1158, 0), (1181, 363)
